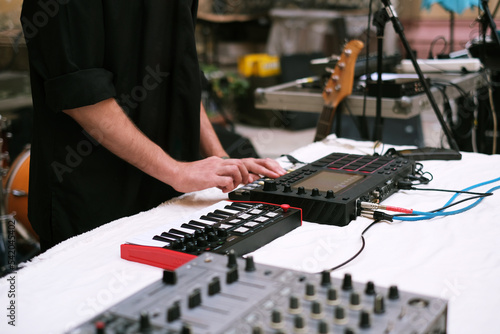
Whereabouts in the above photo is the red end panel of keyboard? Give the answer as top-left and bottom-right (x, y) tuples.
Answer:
(120, 244), (197, 271)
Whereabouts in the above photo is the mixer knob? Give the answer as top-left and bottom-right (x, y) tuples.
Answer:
(288, 295), (301, 314)
(365, 281), (376, 295)
(263, 180), (278, 191)
(388, 285), (399, 300)
(181, 324), (192, 334)
(252, 326), (263, 334)
(311, 301), (323, 319)
(359, 310), (371, 329)
(166, 301), (181, 322)
(342, 273), (353, 291)
(270, 309), (284, 329)
(139, 312), (151, 333)
(95, 321), (105, 334)
(188, 288), (202, 309)
(311, 188), (321, 197)
(327, 287), (340, 305)
(227, 250), (237, 268)
(325, 190), (335, 199)
(226, 267), (239, 284)
(162, 270), (177, 285)
(317, 321), (329, 334)
(320, 270), (331, 286)
(334, 306), (348, 325)
(349, 291), (362, 310)
(245, 256), (256, 272)
(208, 277), (221, 296)
(283, 184), (293, 193)
(297, 186), (306, 195)
(294, 314), (307, 333)
(305, 282), (316, 300)
(374, 294), (385, 314)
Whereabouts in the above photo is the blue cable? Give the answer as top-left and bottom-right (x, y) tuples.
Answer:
(393, 177), (500, 222)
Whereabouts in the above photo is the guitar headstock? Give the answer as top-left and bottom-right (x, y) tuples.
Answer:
(322, 40), (364, 108)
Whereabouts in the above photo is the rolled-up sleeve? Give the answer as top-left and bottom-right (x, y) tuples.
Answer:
(22, 0), (115, 111)
(44, 68), (116, 111)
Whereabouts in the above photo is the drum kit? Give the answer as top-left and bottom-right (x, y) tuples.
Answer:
(0, 114), (39, 276)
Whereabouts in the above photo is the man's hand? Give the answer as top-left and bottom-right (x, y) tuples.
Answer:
(170, 157), (286, 193)
(240, 157), (287, 183)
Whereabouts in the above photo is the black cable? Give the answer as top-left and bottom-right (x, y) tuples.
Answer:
(428, 36), (448, 59)
(409, 187), (493, 197)
(327, 221), (379, 272)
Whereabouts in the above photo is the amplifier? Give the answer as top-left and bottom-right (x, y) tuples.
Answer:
(67, 252), (448, 334)
(229, 153), (415, 226)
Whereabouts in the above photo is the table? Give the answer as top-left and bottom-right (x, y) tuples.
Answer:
(0, 135), (499, 333)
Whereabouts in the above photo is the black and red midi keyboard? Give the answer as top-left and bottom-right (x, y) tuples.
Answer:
(121, 200), (302, 270)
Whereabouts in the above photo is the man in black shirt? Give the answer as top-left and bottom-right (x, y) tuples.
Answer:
(21, 0), (285, 251)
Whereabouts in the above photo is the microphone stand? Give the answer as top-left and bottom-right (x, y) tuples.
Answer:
(480, 0), (500, 48)
(379, 0), (460, 151)
(372, 8), (390, 142)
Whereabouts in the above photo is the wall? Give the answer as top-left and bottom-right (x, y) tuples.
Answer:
(399, 0), (499, 58)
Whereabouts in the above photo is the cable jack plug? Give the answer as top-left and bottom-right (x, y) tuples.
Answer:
(361, 210), (394, 222)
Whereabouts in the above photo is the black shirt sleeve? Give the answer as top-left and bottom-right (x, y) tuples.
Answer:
(22, 0), (116, 111)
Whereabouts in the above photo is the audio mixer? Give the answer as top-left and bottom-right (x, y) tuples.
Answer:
(67, 252), (448, 334)
(229, 153), (416, 226)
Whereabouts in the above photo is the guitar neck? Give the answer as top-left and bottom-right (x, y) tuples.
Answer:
(314, 105), (336, 142)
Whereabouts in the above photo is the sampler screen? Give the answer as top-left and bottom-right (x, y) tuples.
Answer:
(293, 170), (365, 193)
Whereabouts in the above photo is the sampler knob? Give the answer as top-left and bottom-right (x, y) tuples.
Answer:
(326, 190), (335, 199)
(297, 186), (306, 195)
(311, 188), (321, 197)
(283, 184), (293, 193)
(263, 180), (277, 191)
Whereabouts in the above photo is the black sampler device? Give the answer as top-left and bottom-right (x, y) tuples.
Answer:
(229, 153), (416, 226)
